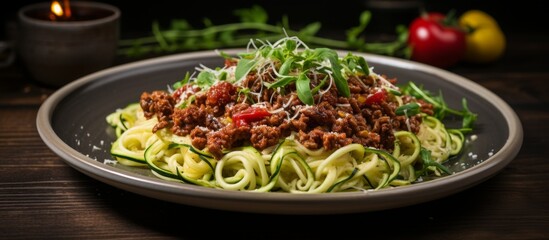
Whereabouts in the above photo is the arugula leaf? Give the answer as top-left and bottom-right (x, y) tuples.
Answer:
(400, 81), (477, 129)
(266, 76), (297, 89)
(296, 72), (314, 105)
(234, 58), (257, 82)
(357, 55), (370, 75)
(343, 54), (370, 75)
(314, 48), (350, 97)
(395, 103), (420, 116)
(419, 148), (451, 175)
(461, 98), (477, 129)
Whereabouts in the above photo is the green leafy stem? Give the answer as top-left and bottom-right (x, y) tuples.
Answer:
(400, 81), (478, 130)
(117, 5), (411, 58)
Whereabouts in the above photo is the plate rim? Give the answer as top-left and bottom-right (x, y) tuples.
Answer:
(36, 49), (523, 214)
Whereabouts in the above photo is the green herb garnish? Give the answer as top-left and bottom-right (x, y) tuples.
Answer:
(117, 5), (410, 59)
(400, 81), (478, 129)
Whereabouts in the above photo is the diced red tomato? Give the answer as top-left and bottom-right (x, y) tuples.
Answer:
(365, 89), (387, 105)
(232, 107), (271, 127)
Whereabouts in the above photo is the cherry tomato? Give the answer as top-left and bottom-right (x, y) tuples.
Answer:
(408, 12), (467, 68)
(232, 107), (271, 127)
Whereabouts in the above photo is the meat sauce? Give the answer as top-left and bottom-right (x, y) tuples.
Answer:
(140, 62), (433, 159)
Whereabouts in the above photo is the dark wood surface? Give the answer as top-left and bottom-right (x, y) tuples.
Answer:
(1, 23), (548, 240)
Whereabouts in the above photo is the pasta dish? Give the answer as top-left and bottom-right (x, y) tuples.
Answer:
(106, 36), (476, 193)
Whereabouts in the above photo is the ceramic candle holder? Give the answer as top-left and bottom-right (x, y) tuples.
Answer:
(16, 1), (120, 87)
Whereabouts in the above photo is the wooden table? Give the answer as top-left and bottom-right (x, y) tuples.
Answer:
(1, 31), (547, 239)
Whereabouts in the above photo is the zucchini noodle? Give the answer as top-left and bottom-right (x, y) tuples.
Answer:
(106, 105), (465, 193)
(105, 36), (474, 193)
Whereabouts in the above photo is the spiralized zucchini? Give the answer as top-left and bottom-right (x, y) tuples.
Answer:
(106, 104), (465, 193)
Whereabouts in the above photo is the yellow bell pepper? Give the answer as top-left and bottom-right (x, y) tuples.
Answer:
(459, 10), (506, 63)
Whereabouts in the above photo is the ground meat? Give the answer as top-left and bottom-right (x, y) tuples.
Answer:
(322, 132), (353, 150)
(378, 116), (395, 150)
(300, 101), (336, 127)
(332, 117), (353, 136)
(140, 91), (175, 132)
(348, 77), (367, 93)
(207, 124), (251, 158)
(226, 103), (250, 118)
(171, 105), (207, 135)
(291, 114), (309, 132)
(348, 97), (361, 114)
(297, 128), (324, 149)
(319, 89), (338, 106)
(250, 126), (281, 150)
(139, 69), (434, 159)
(190, 127), (208, 150)
(418, 99), (435, 116)
(241, 70), (270, 93)
(393, 115), (422, 133)
(172, 84), (200, 102)
(352, 132), (381, 148)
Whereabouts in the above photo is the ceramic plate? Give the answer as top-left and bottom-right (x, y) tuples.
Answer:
(36, 49), (523, 214)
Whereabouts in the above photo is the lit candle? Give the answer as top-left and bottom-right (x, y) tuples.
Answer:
(16, 1), (120, 87)
(49, 0), (72, 21)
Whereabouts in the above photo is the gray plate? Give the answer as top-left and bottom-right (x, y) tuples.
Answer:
(36, 49), (523, 215)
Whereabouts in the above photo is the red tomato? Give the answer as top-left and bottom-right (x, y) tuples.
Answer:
(408, 12), (466, 68)
(232, 107), (271, 127)
(365, 89), (387, 105)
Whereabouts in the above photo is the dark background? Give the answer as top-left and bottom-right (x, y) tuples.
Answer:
(1, 0), (545, 41)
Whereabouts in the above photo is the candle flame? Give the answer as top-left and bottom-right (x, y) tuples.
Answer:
(50, 0), (72, 21)
(51, 1), (63, 16)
